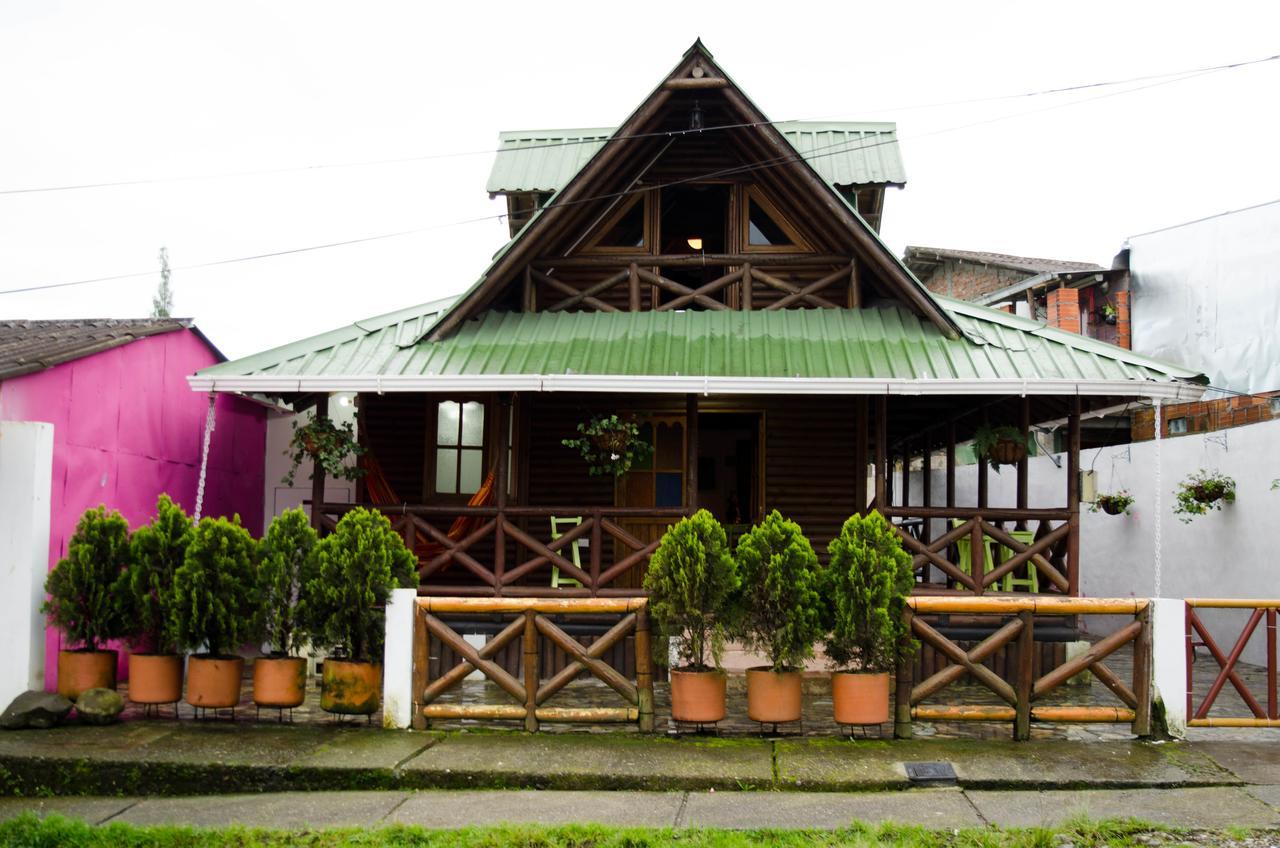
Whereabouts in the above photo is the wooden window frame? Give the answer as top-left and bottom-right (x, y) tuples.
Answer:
(580, 191), (653, 254)
(739, 185), (811, 254)
(423, 395), (490, 503)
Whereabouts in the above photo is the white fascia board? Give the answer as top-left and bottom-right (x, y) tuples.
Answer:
(188, 373), (1206, 401)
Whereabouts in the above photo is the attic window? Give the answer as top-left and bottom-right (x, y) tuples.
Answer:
(587, 194), (647, 250)
(742, 188), (804, 251)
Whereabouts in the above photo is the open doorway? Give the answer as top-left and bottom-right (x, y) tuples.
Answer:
(659, 184), (730, 307)
(697, 412), (761, 536)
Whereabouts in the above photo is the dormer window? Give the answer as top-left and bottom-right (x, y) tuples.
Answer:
(742, 187), (805, 252)
(583, 193), (651, 252)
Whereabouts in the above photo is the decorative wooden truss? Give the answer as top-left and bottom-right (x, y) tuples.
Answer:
(1186, 599), (1280, 728)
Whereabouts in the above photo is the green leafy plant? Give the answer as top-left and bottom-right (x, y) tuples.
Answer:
(1173, 469), (1236, 523)
(169, 515), (258, 657)
(42, 506), (131, 651)
(972, 424), (1027, 470)
(282, 414), (366, 486)
(733, 511), (824, 672)
(256, 508), (319, 657)
(118, 494), (193, 653)
(1090, 491), (1135, 516)
(304, 508), (418, 663)
(561, 413), (653, 477)
(643, 509), (740, 671)
(824, 511), (914, 674)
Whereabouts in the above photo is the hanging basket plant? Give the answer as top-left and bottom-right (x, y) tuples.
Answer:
(1091, 491), (1135, 516)
(973, 424), (1027, 470)
(282, 415), (367, 486)
(1173, 469), (1236, 523)
(562, 413), (653, 477)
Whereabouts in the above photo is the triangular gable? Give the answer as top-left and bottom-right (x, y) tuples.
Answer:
(426, 40), (959, 342)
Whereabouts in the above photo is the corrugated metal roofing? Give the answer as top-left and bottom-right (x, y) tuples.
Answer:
(904, 246), (1105, 276)
(0, 318), (196, 381)
(196, 297), (1203, 389)
(485, 122), (907, 195)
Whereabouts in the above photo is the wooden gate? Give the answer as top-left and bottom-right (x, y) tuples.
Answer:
(1186, 599), (1280, 728)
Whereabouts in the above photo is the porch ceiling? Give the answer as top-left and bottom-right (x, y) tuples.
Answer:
(191, 296), (1206, 402)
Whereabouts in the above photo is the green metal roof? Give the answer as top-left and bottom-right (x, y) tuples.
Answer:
(193, 297), (1205, 399)
(486, 122), (907, 195)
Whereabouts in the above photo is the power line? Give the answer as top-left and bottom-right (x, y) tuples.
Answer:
(0, 60), (1255, 298)
(2, 51), (1275, 198)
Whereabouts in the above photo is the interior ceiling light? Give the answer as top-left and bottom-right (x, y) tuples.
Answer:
(687, 237), (703, 251)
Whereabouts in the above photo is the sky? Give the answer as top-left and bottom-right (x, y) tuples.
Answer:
(2, 1), (1278, 359)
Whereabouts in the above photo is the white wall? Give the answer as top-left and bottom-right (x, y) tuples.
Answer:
(262, 393), (358, 530)
(910, 417), (1280, 665)
(0, 421), (53, 705)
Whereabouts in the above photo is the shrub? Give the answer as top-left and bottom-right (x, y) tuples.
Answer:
(42, 506), (131, 651)
(304, 508), (418, 664)
(169, 515), (258, 657)
(824, 511), (914, 673)
(733, 510), (824, 672)
(256, 508), (319, 657)
(118, 494), (192, 653)
(643, 509), (739, 671)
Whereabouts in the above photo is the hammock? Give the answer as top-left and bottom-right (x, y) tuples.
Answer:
(362, 452), (496, 571)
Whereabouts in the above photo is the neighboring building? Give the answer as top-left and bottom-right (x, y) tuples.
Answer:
(0, 319), (267, 694)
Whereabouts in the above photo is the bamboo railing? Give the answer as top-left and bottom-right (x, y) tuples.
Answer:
(411, 596), (654, 732)
(1186, 599), (1280, 728)
(896, 596), (1152, 740)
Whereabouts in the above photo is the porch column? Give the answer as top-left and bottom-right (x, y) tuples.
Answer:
(921, 436), (932, 544)
(494, 393), (511, 590)
(874, 397), (888, 508)
(1066, 397), (1081, 596)
(1017, 398), (1030, 530)
(945, 421), (956, 508)
(854, 397), (868, 514)
(310, 395), (329, 531)
(900, 450), (910, 510)
(685, 393), (699, 513)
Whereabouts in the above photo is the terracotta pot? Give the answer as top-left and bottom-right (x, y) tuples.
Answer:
(57, 649), (118, 699)
(988, 439), (1026, 466)
(320, 659), (382, 715)
(128, 654), (183, 704)
(669, 669), (727, 723)
(185, 655), (245, 708)
(253, 656), (307, 708)
(745, 666), (803, 724)
(831, 671), (890, 725)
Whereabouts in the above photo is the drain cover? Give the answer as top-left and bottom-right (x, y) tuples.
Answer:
(904, 761), (957, 786)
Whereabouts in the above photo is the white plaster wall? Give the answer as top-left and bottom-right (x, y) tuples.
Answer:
(909, 417), (1280, 666)
(262, 393), (358, 530)
(0, 421), (53, 705)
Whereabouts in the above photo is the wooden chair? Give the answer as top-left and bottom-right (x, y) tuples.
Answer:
(549, 516), (584, 588)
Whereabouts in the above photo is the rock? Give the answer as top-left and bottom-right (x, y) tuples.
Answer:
(1, 690), (74, 729)
(75, 688), (125, 725)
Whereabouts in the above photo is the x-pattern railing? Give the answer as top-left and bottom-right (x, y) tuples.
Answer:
(898, 597), (1152, 740)
(1186, 599), (1280, 728)
(412, 597), (654, 732)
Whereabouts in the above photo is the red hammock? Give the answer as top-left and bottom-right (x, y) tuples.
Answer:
(362, 452), (496, 570)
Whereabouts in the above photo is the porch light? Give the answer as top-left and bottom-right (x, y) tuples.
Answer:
(687, 237), (703, 250)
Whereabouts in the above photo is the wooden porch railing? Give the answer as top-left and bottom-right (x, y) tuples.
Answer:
(526, 254), (856, 312)
(1186, 599), (1280, 728)
(896, 597), (1152, 740)
(319, 503), (686, 597)
(879, 506), (1073, 596)
(411, 597), (654, 732)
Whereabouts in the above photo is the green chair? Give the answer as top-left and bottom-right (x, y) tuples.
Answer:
(549, 516), (584, 588)
(950, 519), (990, 584)
(996, 530), (1039, 593)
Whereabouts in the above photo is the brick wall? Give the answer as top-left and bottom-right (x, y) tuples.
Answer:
(920, 261), (1022, 301)
(1131, 393), (1279, 441)
(1046, 287), (1080, 333)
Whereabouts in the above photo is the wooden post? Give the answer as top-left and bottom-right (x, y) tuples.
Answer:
(590, 507), (603, 595)
(494, 394), (511, 593)
(1067, 397), (1081, 596)
(523, 611), (539, 732)
(685, 393), (699, 513)
(901, 451), (911, 509)
(946, 421), (956, 508)
(854, 397), (869, 514)
(971, 515), (986, 595)
(848, 260), (860, 309)
(1269, 608), (1278, 720)
(628, 262), (640, 311)
(1017, 398), (1031, 529)
(1133, 604), (1153, 736)
(921, 437), (932, 544)
(523, 266), (536, 312)
(635, 604), (655, 732)
(874, 397), (888, 508)
(741, 262), (752, 311)
(977, 448), (989, 510)
(412, 605), (430, 730)
(309, 395), (329, 531)
(1015, 610), (1034, 740)
(894, 608), (914, 739)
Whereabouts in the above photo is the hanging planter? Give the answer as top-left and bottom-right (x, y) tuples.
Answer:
(561, 413), (653, 477)
(282, 415), (367, 486)
(973, 424), (1027, 470)
(1091, 491), (1135, 516)
(1173, 470), (1236, 523)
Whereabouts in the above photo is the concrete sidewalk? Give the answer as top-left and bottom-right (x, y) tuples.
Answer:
(2, 786), (1279, 830)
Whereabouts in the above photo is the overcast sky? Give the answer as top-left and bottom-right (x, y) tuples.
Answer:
(2, 1), (1278, 359)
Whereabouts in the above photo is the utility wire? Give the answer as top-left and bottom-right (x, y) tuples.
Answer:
(2, 52), (1275, 197)
(0, 61), (1254, 298)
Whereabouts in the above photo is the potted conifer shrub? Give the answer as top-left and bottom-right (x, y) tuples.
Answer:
(643, 509), (740, 724)
(119, 494), (192, 706)
(252, 508), (318, 709)
(170, 515), (258, 709)
(42, 506), (131, 699)
(304, 508), (417, 716)
(734, 511), (824, 725)
(824, 510), (914, 725)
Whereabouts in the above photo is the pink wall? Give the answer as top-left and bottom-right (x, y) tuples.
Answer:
(0, 329), (266, 690)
